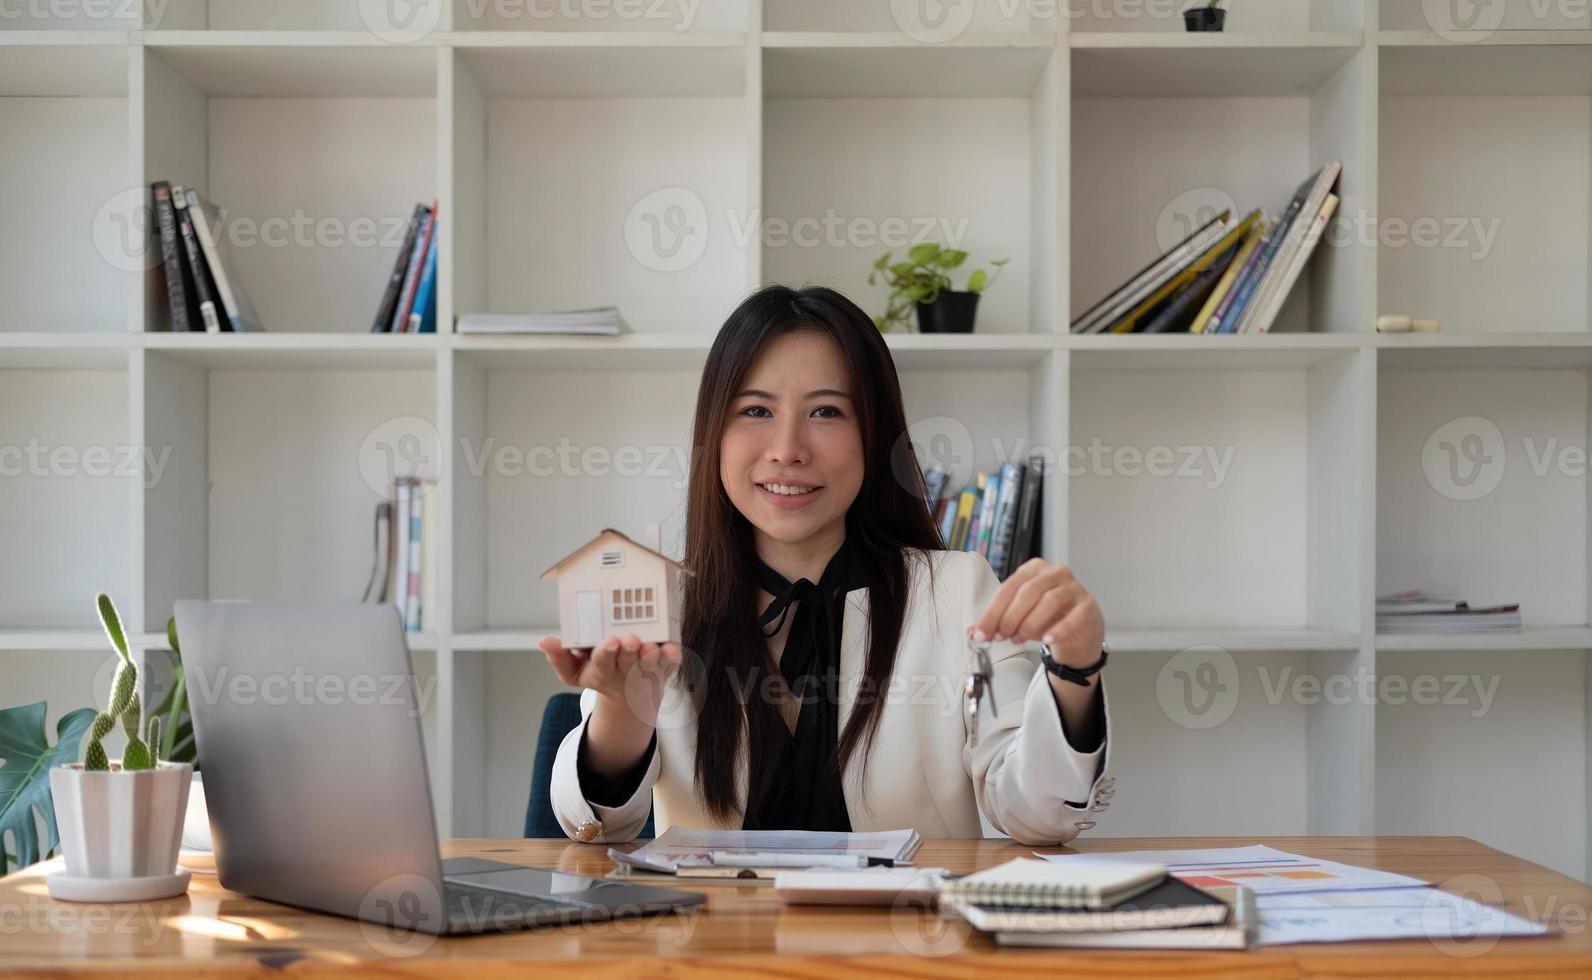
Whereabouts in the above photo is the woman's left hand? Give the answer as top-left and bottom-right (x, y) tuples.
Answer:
(969, 558), (1106, 669)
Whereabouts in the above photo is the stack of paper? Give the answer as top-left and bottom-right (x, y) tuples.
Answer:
(1037, 845), (1548, 947)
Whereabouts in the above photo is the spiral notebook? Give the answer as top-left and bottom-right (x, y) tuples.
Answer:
(938, 857), (1165, 910)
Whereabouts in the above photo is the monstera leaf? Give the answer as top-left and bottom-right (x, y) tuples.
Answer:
(0, 702), (95, 875)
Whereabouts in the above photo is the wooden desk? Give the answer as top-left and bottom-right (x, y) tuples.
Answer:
(1, 836), (1587, 977)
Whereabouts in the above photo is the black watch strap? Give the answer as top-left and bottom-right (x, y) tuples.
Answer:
(1041, 644), (1109, 686)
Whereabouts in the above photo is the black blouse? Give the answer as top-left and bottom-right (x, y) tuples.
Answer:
(739, 536), (870, 831)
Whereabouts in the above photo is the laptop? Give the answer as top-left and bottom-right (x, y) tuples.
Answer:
(174, 598), (704, 935)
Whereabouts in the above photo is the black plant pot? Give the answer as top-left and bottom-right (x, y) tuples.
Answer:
(1183, 7), (1226, 30)
(916, 290), (981, 334)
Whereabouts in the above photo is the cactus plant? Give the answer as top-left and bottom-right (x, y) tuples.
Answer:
(84, 593), (159, 772)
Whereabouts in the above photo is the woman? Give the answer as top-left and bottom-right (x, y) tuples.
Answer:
(540, 285), (1113, 845)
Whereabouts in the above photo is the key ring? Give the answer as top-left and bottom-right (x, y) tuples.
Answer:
(963, 635), (995, 746)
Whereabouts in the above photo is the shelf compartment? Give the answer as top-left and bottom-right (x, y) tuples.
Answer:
(1071, 33), (1363, 97)
(1375, 648), (1587, 883)
(763, 33), (1055, 97)
(1376, 364), (1588, 631)
(141, 43), (437, 334)
(449, 49), (749, 336)
(763, 47), (1058, 334)
(0, 37), (132, 334)
(1070, 46), (1370, 335)
(1378, 42), (1592, 335)
(1070, 351), (1368, 633)
(141, 352), (440, 628)
(0, 368), (134, 630)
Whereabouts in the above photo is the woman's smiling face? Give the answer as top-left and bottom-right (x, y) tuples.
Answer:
(719, 329), (865, 547)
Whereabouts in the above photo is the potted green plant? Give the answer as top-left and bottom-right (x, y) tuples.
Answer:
(870, 244), (1008, 334)
(46, 594), (193, 901)
(1184, 0), (1226, 31)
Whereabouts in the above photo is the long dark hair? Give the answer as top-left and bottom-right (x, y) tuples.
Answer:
(682, 284), (944, 822)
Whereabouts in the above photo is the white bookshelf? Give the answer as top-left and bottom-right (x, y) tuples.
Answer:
(3, 0), (1589, 881)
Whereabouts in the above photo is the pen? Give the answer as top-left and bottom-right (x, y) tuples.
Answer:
(708, 851), (867, 869)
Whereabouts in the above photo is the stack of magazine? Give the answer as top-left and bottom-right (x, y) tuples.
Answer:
(1376, 590), (1521, 633)
(150, 181), (264, 333)
(1072, 162), (1341, 335)
(457, 307), (630, 335)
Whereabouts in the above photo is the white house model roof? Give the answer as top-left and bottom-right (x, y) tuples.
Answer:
(538, 528), (693, 580)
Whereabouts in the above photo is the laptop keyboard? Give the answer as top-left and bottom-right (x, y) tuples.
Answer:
(443, 882), (591, 932)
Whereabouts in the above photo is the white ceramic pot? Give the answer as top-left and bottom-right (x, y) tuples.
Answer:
(48, 760), (193, 902)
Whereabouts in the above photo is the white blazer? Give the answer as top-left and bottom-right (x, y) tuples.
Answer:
(550, 549), (1114, 846)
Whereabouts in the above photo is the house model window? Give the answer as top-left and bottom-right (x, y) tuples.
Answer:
(539, 525), (691, 647)
(612, 587), (656, 624)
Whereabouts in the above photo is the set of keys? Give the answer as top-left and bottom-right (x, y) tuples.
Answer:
(962, 635), (996, 746)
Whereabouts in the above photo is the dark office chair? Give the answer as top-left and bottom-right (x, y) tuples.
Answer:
(524, 691), (655, 839)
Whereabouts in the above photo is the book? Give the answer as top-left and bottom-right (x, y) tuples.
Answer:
(937, 496), (958, 549)
(985, 461), (1026, 577)
(1205, 221), (1272, 334)
(405, 480), (423, 630)
(1005, 452), (1044, 576)
(1222, 164), (1337, 335)
(1245, 192), (1340, 334)
(151, 182), (197, 332)
(393, 478), (411, 620)
(938, 857), (1166, 910)
(184, 187), (264, 332)
(1191, 216), (1266, 333)
(375, 204), (428, 333)
(1105, 211), (1258, 334)
(991, 886), (1254, 950)
(949, 484), (980, 551)
(1235, 163), (1341, 334)
(1071, 211), (1233, 335)
(1376, 590), (1465, 615)
(947, 874), (1230, 933)
(920, 465), (947, 517)
(173, 186), (222, 333)
(457, 308), (631, 335)
(1376, 605), (1521, 632)
(420, 481), (437, 630)
(362, 501), (394, 603)
(973, 472), (1001, 557)
(409, 234), (439, 334)
(393, 202), (437, 333)
(1138, 236), (1243, 334)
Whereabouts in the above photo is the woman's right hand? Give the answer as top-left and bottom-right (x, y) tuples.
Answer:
(540, 633), (682, 780)
(538, 633), (682, 728)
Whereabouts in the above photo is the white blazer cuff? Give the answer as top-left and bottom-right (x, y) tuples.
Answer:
(550, 698), (661, 843)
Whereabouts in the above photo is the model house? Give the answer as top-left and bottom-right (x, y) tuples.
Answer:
(540, 526), (690, 647)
